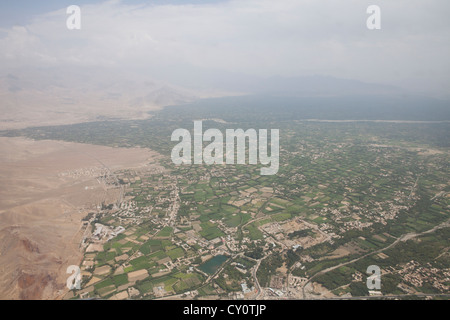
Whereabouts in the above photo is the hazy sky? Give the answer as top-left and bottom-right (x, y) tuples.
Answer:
(1, 0), (450, 96)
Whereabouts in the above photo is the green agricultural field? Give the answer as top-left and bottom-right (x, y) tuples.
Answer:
(113, 274), (129, 287)
(199, 226), (225, 240)
(245, 224), (264, 240)
(156, 227), (173, 238)
(129, 256), (155, 270)
(166, 247), (185, 260)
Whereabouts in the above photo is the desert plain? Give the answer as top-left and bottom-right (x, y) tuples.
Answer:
(0, 136), (160, 299)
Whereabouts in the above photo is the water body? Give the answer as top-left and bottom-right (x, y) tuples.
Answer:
(198, 118), (230, 124)
(198, 255), (229, 275)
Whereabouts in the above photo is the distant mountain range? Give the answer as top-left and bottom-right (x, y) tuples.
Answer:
(0, 67), (198, 129)
(1, 67), (449, 129)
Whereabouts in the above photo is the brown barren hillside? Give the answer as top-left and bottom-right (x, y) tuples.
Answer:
(0, 137), (162, 299)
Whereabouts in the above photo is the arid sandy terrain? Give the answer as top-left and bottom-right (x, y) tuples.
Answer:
(0, 137), (162, 299)
(0, 68), (236, 130)
(0, 69), (199, 130)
